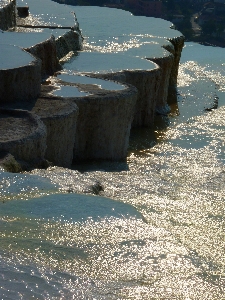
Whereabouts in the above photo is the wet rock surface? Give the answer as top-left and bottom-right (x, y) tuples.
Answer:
(168, 36), (185, 88)
(63, 51), (162, 127)
(40, 75), (138, 161)
(0, 109), (46, 163)
(0, 0), (16, 30)
(0, 152), (23, 173)
(25, 35), (61, 76)
(0, 0), (184, 168)
(32, 96), (79, 168)
(0, 44), (42, 104)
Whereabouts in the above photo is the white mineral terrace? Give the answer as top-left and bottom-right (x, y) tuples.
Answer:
(52, 86), (91, 97)
(1, 2), (225, 299)
(56, 74), (125, 91)
(0, 43), (41, 103)
(0, 109), (46, 162)
(63, 52), (157, 74)
(0, 43), (34, 69)
(0, 31), (65, 47)
(16, 0), (75, 27)
(0, 0), (184, 168)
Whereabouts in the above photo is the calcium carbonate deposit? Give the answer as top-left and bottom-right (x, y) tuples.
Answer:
(0, 0), (224, 298)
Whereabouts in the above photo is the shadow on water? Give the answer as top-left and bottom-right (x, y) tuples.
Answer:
(73, 116), (175, 173)
(72, 159), (130, 173)
(128, 89), (180, 154)
(186, 249), (225, 293)
(59, 51), (80, 67)
(73, 91), (180, 171)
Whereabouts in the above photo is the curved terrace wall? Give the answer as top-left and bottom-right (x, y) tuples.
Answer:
(0, 109), (46, 163)
(1, 30), (83, 77)
(25, 35), (61, 77)
(0, 0), (184, 168)
(73, 85), (137, 161)
(32, 95), (79, 168)
(39, 75), (138, 162)
(0, 44), (42, 104)
(150, 52), (174, 114)
(0, 0), (16, 30)
(55, 30), (83, 60)
(167, 36), (185, 88)
(98, 68), (162, 128)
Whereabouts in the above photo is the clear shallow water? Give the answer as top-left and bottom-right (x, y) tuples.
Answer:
(1, 0), (225, 297)
(0, 170), (58, 201)
(16, 0), (178, 61)
(17, 0), (75, 28)
(175, 43), (225, 124)
(73, 6), (180, 54)
(0, 31), (56, 48)
(57, 74), (125, 91)
(63, 51), (156, 74)
(52, 85), (90, 97)
(0, 193), (143, 222)
(52, 73), (126, 97)
(0, 44), (34, 69)
(0, 41), (225, 299)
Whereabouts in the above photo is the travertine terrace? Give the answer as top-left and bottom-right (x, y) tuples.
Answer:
(0, 0), (184, 169)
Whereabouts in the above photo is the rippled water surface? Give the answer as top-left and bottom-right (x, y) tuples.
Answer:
(1, 0), (225, 297)
(1, 41), (224, 299)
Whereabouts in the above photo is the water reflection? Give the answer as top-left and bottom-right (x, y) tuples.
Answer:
(26, 42), (225, 298)
(57, 73), (125, 91)
(0, 193), (144, 222)
(52, 85), (90, 97)
(0, 170), (58, 202)
(1, 1), (225, 295)
(63, 51), (156, 74)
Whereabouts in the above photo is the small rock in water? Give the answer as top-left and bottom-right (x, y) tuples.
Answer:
(90, 180), (104, 195)
(0, 152), (22, 173)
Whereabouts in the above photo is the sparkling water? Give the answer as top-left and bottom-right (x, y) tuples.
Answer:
(1, 1), (225, 298)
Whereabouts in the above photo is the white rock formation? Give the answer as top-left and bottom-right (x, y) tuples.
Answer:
(0, 44), (41, 104)
(0, 109), (46, 163)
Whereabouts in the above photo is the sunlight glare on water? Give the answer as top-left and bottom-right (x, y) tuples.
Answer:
(0, 1), (225, 296)
(24, 42), (225, 298)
